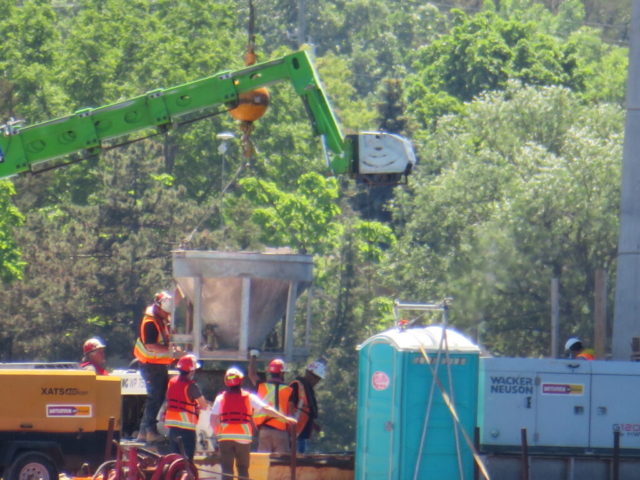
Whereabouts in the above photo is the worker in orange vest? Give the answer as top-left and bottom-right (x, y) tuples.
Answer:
(165, 354), (208, 461)
(290, 359), (325, 453)
(211, 368), (296, 479)
(248, 351), (295, 453)
(565, 338), (595, 360)
(81, 338), (109, 375)
(133, 291), (179, 444)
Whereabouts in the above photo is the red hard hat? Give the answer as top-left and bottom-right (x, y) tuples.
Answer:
(177, 354), (200, 373)
(224, 368), (244, 386)
(83, 338), (106, 355)
(268, 359), (286, 374)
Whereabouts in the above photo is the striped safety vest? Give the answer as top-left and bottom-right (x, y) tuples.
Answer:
(254, 381), (292, 431)
(217, 390), (253, 443)
(165, 376), (199, 430)
(291, 379), (311, 435)
(133, 307), (173, 365)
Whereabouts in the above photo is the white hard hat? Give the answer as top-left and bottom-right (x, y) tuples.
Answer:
(154, 291), (174, 313)
(83, 338), (106, 355)
(306, 360), (326, 379)
(565, 337), (581, 351)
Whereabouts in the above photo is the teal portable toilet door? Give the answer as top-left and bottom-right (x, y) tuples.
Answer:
(360, 340), (399, 480)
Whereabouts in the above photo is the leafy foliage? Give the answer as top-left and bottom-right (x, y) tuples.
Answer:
(1, 143), (211, 361)
(0, 0), (630, 453)
(406, 7), (589, 129)
(239, 172), (342, 254)
(385, 82), (623, 357)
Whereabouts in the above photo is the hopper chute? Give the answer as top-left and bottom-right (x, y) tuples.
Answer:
(171, 250), (313, 361)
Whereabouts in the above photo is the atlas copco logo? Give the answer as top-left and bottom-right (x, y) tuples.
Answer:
(41, 387), (88, 396)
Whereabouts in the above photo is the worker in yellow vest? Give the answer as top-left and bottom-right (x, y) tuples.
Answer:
(565, 338), (595, 360)
(248, 351), (295, 453)
(165, 354), (208, 461)
(133, 291), (178, 443)
(211, 368), (296, 479)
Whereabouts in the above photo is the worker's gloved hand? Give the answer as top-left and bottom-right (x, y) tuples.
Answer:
(249, 348), (260, 358)
(312, 423), (322, 433)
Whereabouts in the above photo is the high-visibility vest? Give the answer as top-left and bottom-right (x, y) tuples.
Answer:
(290, 379), (311, 435)
(165, 376), (199, 430)
(133, 307), (173, 365)
(217, 390), (253, 443)
(81, 361), (109, 376)
(254, 381), (292, 431)
(576, 352), (595, 361)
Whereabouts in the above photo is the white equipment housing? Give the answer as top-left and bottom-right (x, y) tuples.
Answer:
(354, 132), (416, 179)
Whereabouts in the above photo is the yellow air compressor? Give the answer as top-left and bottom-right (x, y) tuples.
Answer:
(0, 368), (121, 480)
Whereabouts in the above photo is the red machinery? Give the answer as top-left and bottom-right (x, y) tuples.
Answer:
(93, 444), (198, 480)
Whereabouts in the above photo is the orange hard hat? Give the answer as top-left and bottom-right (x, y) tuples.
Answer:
(177, 354), (200, 373)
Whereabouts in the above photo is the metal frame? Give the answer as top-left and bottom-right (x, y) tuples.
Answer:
(170, 250), (313, 362)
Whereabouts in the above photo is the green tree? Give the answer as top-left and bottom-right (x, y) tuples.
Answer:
(0, 0), (68, 123)
(238, 172), (342, 254)
(567, 27), (628, 104)
(386, 82), (623, 357)
(375, 78), (409, 135)
(406, 8), (588, 128)
(0, 143), (211, 361)
(0, 181), (25, 283)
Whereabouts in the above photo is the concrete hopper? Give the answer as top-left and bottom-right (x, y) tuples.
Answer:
(171, 250), (314, 361)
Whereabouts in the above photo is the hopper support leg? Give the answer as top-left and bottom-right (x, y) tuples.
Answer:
(284, 281), (298, 362)
(238, 276), (251, 360)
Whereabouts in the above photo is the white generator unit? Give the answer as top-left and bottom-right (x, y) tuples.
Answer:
(479, 357), (640, 455)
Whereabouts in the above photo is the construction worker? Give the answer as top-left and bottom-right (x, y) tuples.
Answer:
(133, 291), (177, 443)
(290, 359), (325, 453)
(565, 338), (595, 360)
(248, 351), (295, 453)
(81, 338), (108, 375)
(211, 368), (296, 479)
(165, 354), (208, 461)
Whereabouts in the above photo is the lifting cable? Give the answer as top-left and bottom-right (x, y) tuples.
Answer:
(412, 314), (448, 480)
(414, 304), (464, 479)
(180, 161), (249, 248)
(365, 181), (374, 290)
(179, 160), (307, 254)
(407, 318), (491, 480)
(245, 162), (307, 253)
(247, 0), (256, 56)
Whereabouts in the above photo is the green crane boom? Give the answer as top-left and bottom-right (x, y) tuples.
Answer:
(0, 51), (415, 182)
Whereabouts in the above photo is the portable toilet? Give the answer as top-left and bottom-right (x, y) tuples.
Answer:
(355, 325), (480, 480)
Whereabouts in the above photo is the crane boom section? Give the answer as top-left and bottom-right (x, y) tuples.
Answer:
(0, 51), (347, 178)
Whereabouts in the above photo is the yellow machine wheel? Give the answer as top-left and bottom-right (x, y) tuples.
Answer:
(6, 452), (57, 480)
